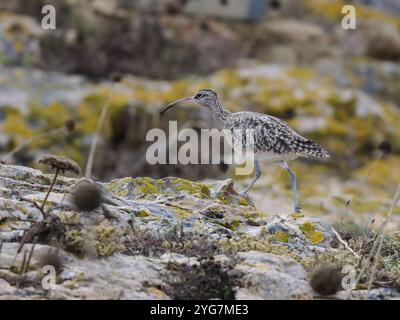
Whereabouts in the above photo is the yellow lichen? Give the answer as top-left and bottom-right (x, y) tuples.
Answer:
(170, 206), (193, 218)
(273, 231), (289, 243)
(106, 177), (134, 197)
(135, 177), (158, 194)
(135, 209), (151, 218)
(94, 224), (123, 257)
(238, 197), (249, 206)
(221, 234), (295, 259)
(171, 178), (211, 198)
(223, 218), (241, 231)
(299, 222), (324, 244)
(64, 230), (85, 255)
(147, 287), (167, 299)
(290, 213), (305, 219)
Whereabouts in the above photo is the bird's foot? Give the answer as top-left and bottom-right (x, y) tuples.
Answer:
(238, 191), (255, 206)
(239, 191), (248, 197)
(294, 206), (302, 213)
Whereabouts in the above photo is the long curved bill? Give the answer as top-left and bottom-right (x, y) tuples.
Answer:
(160, 97), (194, 115)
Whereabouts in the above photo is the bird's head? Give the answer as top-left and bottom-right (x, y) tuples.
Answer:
(160, 89), (219, 115)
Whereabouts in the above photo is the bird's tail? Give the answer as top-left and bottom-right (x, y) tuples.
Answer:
(295, 139), (330, 159)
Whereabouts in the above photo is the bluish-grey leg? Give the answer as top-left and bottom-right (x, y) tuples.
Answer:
(240, 161), (261, 196)
(282, 161), (301, 213)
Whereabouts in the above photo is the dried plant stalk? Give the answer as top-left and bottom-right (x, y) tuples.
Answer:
(331, 227), (360, 258)
(41, 168), (60, 211)
(19, 250), (28, 275)
(85, 83), (116, 179)
(366, 182), (400, 295)
(347, 181), (400, 299)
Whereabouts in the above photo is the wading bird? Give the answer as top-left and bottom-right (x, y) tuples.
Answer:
(160, 89), (329, 212)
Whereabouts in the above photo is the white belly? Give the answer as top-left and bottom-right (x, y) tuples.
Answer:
(255, 151), (299, 162)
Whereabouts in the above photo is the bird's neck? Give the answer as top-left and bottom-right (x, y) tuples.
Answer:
(210, 100), (230, 125)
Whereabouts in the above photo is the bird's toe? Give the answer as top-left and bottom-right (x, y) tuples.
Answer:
(239, 193), (255, 206)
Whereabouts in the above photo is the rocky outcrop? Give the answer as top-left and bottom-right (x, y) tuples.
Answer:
(0, 164), (331, 249)
(235, 251), (312, 300)
(0, 164), (330, 299)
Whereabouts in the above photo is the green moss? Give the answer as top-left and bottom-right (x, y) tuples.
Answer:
(299, 222), (324, 244)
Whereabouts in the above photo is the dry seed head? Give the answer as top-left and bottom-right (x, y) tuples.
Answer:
(38, 154), (81, 175)
(378, 140), (392, 155)
(309, 264), (342, 296)
(110, 72), (122, 83)
(72, 181), (102, 211)
(64, 119), (76, 133)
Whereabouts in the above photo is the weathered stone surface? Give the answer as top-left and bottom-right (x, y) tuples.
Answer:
(0, 243), (169, 300)
(0, 164), (331, 248)
(335, 288), (400, 301)
(0, 164), (332, 299)
(235, 251), (312, 300)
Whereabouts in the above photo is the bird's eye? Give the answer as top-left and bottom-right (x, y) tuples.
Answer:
(195, 93), (202, 99)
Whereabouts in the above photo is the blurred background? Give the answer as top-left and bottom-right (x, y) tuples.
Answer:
(0, 0), (399, 229)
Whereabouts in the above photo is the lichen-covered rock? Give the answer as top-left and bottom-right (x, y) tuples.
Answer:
(0, 242), (169, 300)
(336, 288), (400, 301)
(1, 164), (399, 299)
(0, 164), (334, 299)
(267, 215), (327, 243)
(235, 251), (312, 300)
(0, 164), (331, 252)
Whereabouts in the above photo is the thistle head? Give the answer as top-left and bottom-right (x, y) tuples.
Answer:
(71, 180), (102, 212)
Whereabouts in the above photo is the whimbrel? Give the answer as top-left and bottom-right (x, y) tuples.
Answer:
(160, 89), (329, 212)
